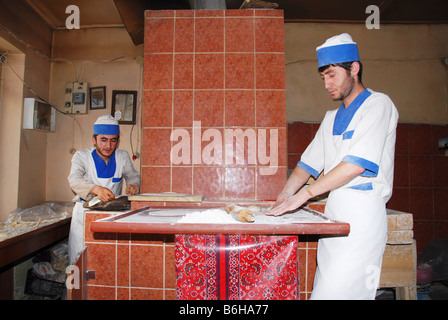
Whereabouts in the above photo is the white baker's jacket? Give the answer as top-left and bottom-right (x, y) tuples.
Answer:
(298, 89), (399, 299)
(67, 148), (140, 264)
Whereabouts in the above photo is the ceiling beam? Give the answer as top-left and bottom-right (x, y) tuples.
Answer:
(113, 0), (191, 45)
(113, 0), (147, 46)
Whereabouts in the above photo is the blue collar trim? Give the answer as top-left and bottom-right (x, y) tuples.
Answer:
(91, 149), (116, 179)
(333, 89), (371, 136)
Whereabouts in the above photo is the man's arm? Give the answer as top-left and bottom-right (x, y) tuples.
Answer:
(121, 151), (141, 195)
(67, 151), (96, 200)
(267, 161), (365, 216)
(272, 166), (311, 208)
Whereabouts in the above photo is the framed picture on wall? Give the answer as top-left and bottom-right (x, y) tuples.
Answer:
(111, 90), (137, 125)
(89, 86), (106, 110)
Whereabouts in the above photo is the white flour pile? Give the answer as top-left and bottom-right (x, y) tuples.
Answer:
(177, 209), (240, 224)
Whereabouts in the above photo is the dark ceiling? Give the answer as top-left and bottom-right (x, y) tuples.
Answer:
(113, 0), (448, 45)
(25, 0), (448, 46)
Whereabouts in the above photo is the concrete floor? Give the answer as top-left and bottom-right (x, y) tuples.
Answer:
(425, 282), (448, 300)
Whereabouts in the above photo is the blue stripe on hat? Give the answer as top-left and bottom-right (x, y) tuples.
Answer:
(317, 43), (360, 68)
(93, 124), (119, 135)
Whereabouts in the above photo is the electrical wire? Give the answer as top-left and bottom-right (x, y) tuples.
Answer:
(0, 53), (84, 152)
(75, 56), (126, 82)
(1, 52), (143, 156)
(0, 53), (4, 113)
(1, 54), (69, 117)
(51, 58), (79, 82)
(1, 53), (138, 117)
(130, 61), (143, 160)
(0, 52), (7, 63)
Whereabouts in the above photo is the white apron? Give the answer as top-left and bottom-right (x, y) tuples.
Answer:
(298, 89), (398, 299)
(68, 150), (124, 265)
(310, 189), (387, 299)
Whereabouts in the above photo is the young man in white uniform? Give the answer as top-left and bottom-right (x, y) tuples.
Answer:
(267, 34), (399, 299)
(67, 114), (140, 264)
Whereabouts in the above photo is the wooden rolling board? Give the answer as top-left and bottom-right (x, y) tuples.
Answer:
(128, 193), (204, 203)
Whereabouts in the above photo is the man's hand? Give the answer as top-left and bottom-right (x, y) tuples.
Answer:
(91, 186), (116, 202)
(126, 184), (140, 195)
(266, 189), (310, 216)
(270, 192), (290, 210)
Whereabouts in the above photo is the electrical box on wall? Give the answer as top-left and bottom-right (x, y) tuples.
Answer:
(23, 98), (56, 132)
(64, 82), (89, 114)
(64, 82), (73, 111)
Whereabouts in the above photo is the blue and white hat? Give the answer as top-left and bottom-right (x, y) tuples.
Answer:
(93, 114), (119, 136)
(316, 33), (360, 68)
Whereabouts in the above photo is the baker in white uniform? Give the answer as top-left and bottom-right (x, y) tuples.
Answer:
(67, 114), (140, 264)
(267, 33), (399, 299)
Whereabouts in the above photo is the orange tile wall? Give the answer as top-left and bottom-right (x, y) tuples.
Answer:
(142, 9), (287, 200)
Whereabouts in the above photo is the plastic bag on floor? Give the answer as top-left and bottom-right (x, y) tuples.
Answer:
(418, 238), (448, 283)
(50, 242), (69, 272)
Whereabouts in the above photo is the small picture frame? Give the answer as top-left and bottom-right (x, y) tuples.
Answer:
(89, 86), (106, 110)
(111, 90), (137, 125)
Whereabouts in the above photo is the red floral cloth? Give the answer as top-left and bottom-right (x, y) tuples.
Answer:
(175, 234), (299, 300)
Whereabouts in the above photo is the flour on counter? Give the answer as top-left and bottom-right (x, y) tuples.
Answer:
(177, 209), (240, 224)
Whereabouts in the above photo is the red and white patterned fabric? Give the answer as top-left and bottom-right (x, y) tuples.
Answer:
(175, 234), (299, 300)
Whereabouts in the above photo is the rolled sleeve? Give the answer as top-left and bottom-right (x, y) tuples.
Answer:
(121, 151), (141, 188)
(342, 155), (379, 177)
(67, 151), (96, 200)
(297, 160), (320, 179)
